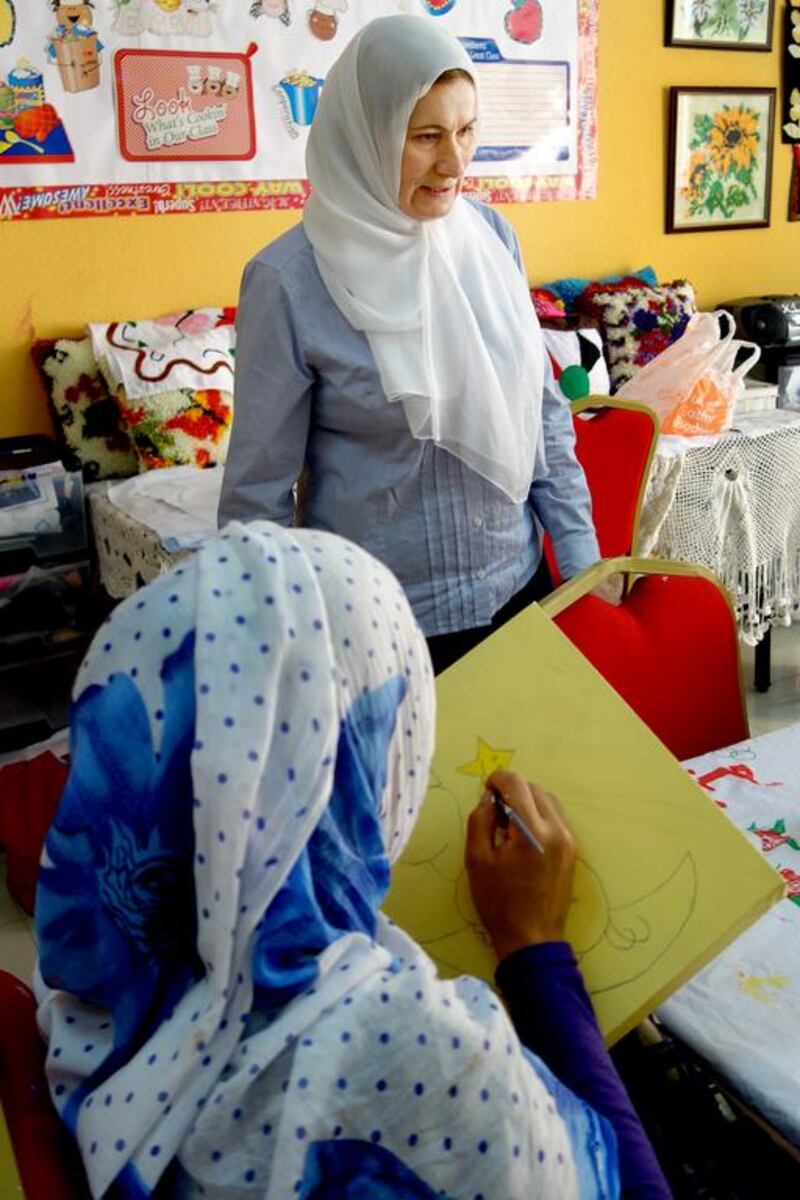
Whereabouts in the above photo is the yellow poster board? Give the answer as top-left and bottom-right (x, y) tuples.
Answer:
(0, 1105), (23, 1198)
(384, 603), (783, 1045)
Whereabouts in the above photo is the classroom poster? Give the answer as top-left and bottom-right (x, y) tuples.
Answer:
(0, 0), (597, 221)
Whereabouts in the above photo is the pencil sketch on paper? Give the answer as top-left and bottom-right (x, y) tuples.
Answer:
(392, 735), (699, 997)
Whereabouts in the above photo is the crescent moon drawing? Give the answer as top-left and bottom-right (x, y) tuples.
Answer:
(576, 853), (698, 994)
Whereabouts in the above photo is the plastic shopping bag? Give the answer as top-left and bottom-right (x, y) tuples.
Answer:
(616, 311), (760, 437)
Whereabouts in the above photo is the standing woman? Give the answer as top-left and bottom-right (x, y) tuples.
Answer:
(219, 15), (600, 671)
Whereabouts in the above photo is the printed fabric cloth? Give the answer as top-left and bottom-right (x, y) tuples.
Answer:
(88, 309), (235, 400)
(34, 522), (618, 1199)
(659, 723), (800, 1146)
(105, 465), (223, 551)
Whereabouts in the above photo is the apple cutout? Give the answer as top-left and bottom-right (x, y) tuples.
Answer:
(505, 0), (543, 46)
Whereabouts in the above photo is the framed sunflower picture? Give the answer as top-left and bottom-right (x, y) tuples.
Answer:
(666, 0), (775, 51)
(667, 87), (775, 233)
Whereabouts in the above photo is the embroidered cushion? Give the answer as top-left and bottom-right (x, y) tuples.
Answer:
(576, 276), (658, 319)
(31, 338), (139, 481)
(537, 266), (658, 312)
(578, 281), (697, 393)
(113, 385), (233, 470)
(530, 286), (566, 322)
(88, 307), (237, 471)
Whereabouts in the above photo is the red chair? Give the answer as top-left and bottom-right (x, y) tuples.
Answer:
(0, 751), (70, 915)
(543, 563), (800, 1184)
(540, 556), (749, 761)
(544, 397), (659, 588)
(0, 971), (91, 1200)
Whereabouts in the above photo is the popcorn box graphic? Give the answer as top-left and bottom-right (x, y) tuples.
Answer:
(278, 73), (323, 125)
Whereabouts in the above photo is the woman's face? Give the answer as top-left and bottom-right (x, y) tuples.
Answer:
(398, 76), (477, 221)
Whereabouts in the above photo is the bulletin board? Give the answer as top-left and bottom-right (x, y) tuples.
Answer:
(0, 0), (597, 221)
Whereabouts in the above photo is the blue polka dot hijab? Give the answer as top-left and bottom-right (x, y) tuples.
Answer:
(34, 523), (603, 1199)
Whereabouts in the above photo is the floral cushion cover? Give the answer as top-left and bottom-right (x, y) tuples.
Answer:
(115, 385), (233, 470)
(33, 308), (236, 477)
(31, 337), (139, 481)
(91, 306), (235, 471)
(536, 266), (659, 312)
(530, 287), (567, 322)
(577, 280), (697, 393)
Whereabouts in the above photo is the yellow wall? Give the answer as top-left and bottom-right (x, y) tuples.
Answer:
(2, 1), (797, 438)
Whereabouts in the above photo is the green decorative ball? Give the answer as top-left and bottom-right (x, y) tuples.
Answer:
(559, 364), (591, 401)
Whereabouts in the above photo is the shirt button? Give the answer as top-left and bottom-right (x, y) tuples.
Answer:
(473, 515), (483, 528)
(476, 568), (486, 581)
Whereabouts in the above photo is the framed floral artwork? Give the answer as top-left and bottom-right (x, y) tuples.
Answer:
(666, 0), (775, 50)
(666, 87), (775, 232)
(782, 1), (800, 143)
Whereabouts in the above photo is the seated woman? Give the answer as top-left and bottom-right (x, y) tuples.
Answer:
(219, 15), (601, 674)
(34, 522), (668, 1198)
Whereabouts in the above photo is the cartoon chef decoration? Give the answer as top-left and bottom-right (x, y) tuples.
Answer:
(308, 0), (347, 41)
(47, 1), (103, 93)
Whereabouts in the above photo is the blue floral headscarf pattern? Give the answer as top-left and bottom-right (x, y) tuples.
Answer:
(35, 523), (613, 1200)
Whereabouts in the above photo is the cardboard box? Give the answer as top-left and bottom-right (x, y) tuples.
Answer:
(54, 33), (100, 94)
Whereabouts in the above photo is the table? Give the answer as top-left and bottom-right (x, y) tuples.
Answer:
(88, 485), (190, 600)
(640, 412), (800, 687)
(657, 723), (800, 1148)
(87, 468), (223, 600)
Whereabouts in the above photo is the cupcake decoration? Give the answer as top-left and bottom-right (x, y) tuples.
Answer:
(8, 59), (45, 111)
(308, 0), (347, 41)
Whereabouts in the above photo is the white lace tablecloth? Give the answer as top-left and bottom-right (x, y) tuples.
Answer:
(659, 724), (800, 1147)
(86, 467), (223, 599)
(88, 489), (189, 599)
(640, 411), (800, 645)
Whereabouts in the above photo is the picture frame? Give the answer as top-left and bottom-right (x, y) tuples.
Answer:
(665, 0), (775, 51)
(781, 2), (800, 144)
(666, 87), (775, 233)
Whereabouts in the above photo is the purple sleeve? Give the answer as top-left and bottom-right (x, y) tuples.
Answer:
(496, 943), (671, 1200)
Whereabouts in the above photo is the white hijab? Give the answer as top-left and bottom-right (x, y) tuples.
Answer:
(303, 15), (545, 503)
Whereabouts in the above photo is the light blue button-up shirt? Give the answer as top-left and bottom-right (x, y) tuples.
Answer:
(219, 202), (599, 637)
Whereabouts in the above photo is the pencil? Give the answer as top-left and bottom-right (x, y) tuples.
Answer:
(491, 790), (545, 855)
